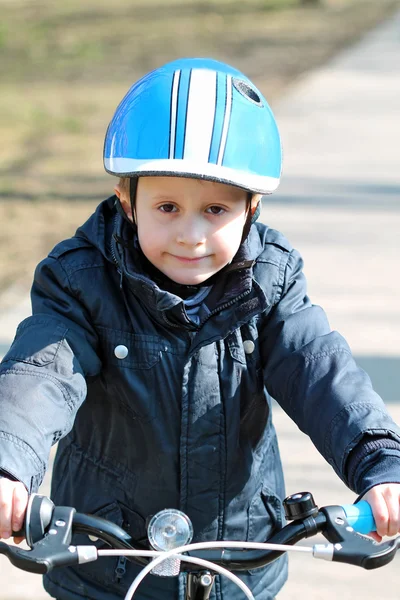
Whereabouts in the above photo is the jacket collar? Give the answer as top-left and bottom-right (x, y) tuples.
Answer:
(76, 197), (267, 329)
(112, 207), (265, 318)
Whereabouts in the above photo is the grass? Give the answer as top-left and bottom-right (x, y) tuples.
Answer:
(1, 0), (400, 297)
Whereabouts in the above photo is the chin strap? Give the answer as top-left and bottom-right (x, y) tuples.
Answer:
(241, 193), (260, 242)
(251, 201), (261, 224)
(129, 177), (139, 226)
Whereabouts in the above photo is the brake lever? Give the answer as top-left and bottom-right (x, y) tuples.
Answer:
(9, 494), (56, 546)
(316, 505), (400, 569)
(0, 506), (93, 574)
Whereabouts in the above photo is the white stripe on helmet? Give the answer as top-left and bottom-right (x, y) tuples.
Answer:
(217, 75), (232, 166)
(169, 70), (181, 159)
(183, 69), (217, 162)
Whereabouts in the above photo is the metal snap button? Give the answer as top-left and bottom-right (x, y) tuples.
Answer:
(243, 340), (255, 354)
(114, 345), (129, 359)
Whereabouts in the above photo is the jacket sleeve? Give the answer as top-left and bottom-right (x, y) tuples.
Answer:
(0, 255), (102, 492)
(260, 248), (400, 495)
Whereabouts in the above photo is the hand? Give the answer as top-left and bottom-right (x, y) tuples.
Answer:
(361, 483), (400, 542)
(0, 477), (28, 544)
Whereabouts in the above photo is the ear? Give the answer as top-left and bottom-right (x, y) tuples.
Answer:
(250, 194), (262, 217)
(114, 182), (122, 201)
(114, 183), (133, 222)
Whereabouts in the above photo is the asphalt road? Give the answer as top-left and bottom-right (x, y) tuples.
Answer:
(266, 9), (400, 598)
(0, 9), (400, 599)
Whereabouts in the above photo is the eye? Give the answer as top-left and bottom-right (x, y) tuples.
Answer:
(206, 206), (226, 215)
(159, 203), (177, 213)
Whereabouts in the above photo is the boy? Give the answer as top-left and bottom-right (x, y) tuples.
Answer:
(0, 57), (400, 600)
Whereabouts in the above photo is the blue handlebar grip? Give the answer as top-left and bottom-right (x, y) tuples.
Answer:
(341, 501), (376, 534)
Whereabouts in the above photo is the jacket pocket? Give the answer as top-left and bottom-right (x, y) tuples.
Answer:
(98, 328), (168, 422)
(70, 501), (146, 591)
(227, 329), (264, 394)
(247, 484), (284, 574)
(98, 327), (163, 370)
(227, 330), (269, 445)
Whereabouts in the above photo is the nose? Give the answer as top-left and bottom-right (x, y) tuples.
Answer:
(175, 214), (207, 246)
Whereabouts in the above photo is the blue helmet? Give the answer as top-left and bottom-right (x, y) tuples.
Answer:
(104, 58), (282, 195)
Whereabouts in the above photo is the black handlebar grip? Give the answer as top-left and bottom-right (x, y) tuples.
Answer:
(9, 495), (55, 546)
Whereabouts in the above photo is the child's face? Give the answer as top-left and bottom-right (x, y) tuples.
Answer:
(116, 176), (249, 285)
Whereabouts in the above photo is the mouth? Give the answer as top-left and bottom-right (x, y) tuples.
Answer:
(171, 255), (208, 263)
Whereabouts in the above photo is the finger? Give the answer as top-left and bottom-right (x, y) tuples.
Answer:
(371, 491), (390, 538)
(384, 489), (400, 538)
(0, 480), (14, 539)
(368, 531), (382, 543)
(12, 483), (28, 536)
(13, 536), (25, 545)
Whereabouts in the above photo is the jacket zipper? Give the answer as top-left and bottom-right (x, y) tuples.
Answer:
(113, 515), (129, 584)
(113, 555), (127, 584)
(199, 288), (252, 327)
(160, 288), (252, 333)
(110, 215), (120, 265)
(110, 217), (124, 290)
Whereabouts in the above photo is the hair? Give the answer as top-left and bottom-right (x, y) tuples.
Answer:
(119, 176), (130, 193)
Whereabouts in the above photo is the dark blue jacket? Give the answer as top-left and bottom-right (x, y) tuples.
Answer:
(1, 197), (399, 600)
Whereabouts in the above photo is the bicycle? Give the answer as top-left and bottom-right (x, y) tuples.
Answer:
(0, 491), (399, 600)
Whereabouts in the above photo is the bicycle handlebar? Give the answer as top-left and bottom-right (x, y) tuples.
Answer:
(0, 492), (399, 577)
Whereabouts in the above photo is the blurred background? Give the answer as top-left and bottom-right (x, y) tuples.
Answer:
(0, 0), (399, 293)
(1, 0), (400, 597)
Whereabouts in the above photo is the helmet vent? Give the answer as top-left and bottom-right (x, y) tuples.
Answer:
(233, 79), (263, 107)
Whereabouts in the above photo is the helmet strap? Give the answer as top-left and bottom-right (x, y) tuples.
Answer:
(241, 193), (259, 242)
(129, 177), (138, 227)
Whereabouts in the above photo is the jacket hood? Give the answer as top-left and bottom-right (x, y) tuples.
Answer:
(74, 196), (120, 264)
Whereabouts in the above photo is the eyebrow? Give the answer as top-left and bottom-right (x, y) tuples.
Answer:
(152, 195), (176, 201)
(152, 194), (239, 203)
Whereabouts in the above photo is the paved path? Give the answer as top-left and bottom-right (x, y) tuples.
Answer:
(1, 10), (400, 598)
(267, 10), (400, 599)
